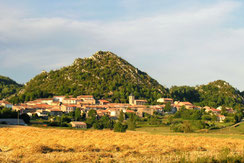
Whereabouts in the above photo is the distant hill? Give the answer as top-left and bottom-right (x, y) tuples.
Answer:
(170, 80), (244, 108)
(12, 51), (169, 104)
(0, 75), (22, 100)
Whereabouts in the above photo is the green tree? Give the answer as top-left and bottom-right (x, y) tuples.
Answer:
(100, 115), (114, 129)
(93, 121), (103, 130)
(118, 110), (124, 123)
(127, 113), (136, 130)
(165, 102), (172, 112)
(20, 113), (30, 124)
(114, 122), (127, 132)
(75, 108), (81, 121)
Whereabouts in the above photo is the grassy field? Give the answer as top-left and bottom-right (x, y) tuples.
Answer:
(136, 123), (244, 139)
(0, 125), (244, 162)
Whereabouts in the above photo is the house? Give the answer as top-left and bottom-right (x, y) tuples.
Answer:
(106, 103), (131, 109)
(77, 95), (96, 105)
(217, 115), (226, 122)
(129, 94), (147, 105)
(36, 110), (49, 117)
(96, 110), (110, 117)
(39, 98), (54, 105)
(107, 108), (121, 117)
(0, 101), (13, 108)
(216, 106), (234, 114)
(82, 105), (106, 111)
(204, 106), (221, 115)
(99, 99), (110, 105)
(175, 101), (195, 110)
(70, 121), (87, 129)
(26, 100), (42, 105)
(12, 105), (37, 114)
(157, 98), (174, 104)
(62, 98), (77, 105)
(53, 96), (66, 102)
(50, 101), (61, 106)
(61, 104), (77, 113)
(46, 108), (63, 116)
(124, 109), (135, 114)
(134, 100), (147, 105)
(137, 107), (155, 117)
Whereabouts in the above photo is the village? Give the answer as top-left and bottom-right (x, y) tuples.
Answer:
(0, 93), (235, 128)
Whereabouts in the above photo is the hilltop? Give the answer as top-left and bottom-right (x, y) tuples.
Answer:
(0, 75), (22, 100)
(170, 80), (244, 108)
(14, 51), (168, 103)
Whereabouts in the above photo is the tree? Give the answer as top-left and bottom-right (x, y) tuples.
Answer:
(100, 115), (114, 129)
(20, 113), (30, 124)
(165, 102), (172, 112)
(202, 115), (212, 121)
(114, 122), (127, 132)
(127, 113), (136, 130)
(182, 121), (193, 133)
(221, 106), (228, 116)
(118, 110), (124, 123)
(148, 116), (160, 125)
(88, 109), (97, 118)
(234, 112), (243, 123)
(167, 115), (174, 125)
(75, 108), (81, 121)
(86, 109), (97, 128)
(93, 121), (103, 130)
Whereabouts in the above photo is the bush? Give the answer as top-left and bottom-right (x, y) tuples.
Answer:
(201, 115), (212, 121)
(192, 120), (206, 130)
(170, 121), (194, 133)
(93, 121), (104, 130)
(48, 121), (59, 126)
(224, 117), (235, 123)
(114, 122), (127, 132)
(20, 113), (30, 124)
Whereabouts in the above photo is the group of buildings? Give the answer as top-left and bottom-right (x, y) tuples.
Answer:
(0, 94), (234, 124)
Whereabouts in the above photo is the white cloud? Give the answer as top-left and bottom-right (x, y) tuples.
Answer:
(0, 1), (244, 90)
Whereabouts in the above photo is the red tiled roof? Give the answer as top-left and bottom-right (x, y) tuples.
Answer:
(49, 108), (62, 112)
(126, 110), (135, 113)
(77, 95), (94, 98)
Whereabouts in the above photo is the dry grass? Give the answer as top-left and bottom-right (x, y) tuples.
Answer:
(0, 126), (243, 162)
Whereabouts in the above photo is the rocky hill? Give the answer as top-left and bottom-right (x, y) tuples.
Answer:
(196, 80), (243, 108)
(0, 75), (22, 100)
(14, 51), (169, 104)
(170, 80), (244, 108)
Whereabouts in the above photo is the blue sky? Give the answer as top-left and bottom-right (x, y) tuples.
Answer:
(0, 0), (244, 91)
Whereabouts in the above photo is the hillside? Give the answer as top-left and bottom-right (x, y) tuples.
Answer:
(0, 75), (22, 100)
(170, 80), (244, 108)
(14, 51), (168, 103)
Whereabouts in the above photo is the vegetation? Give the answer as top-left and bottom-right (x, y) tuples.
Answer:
(0, 126), (243, 162)
(12, 51), (168, 104)
(170, 80), (244, 108)
(0, 75), (22, 100)
(0, 107), (18, 119)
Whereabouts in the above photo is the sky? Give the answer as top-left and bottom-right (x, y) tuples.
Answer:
(0, 0), (244, 91)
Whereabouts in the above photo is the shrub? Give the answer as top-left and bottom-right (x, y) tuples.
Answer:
(20, 113), (30, 124)
(114, 122), (127, 132)
(170, 121), (194, 133)
(93, 121), (104, 130)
